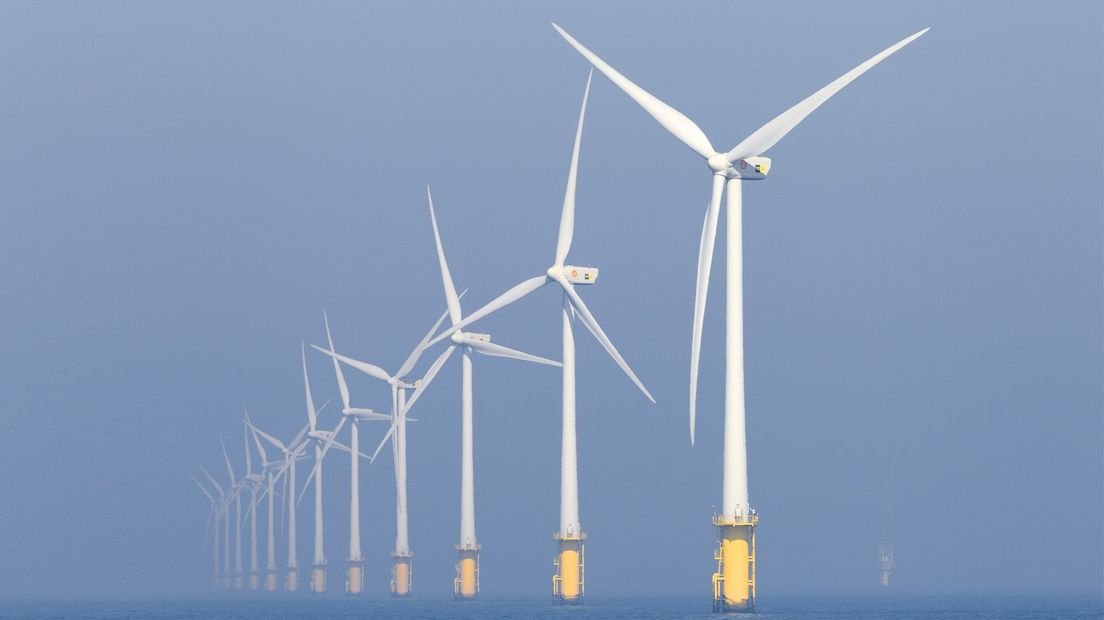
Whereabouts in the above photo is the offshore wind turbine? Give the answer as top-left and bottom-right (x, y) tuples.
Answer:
(312, 308), (454, 598)
(294, 343), (343, 595)
(220, 435), (244, 590)
(320, 313), (390, 596)
(428, 72), (654, 604)
(190, 470), (222, 588)
(552, 23), (928, 611)
(426, 187), (562, 599)
(200, 464), (233, 589)
(241, 422), (263, 590)
(251, 420), (310, 591)
(246, 416), (283, 592)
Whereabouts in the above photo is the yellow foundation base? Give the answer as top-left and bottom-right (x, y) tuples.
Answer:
(454, 545), (480, 600)
(233, 575), (243, 590)
(552, 531), (585, 605)
(391, 554), (413, 598)
(310, 565), (326, 594)
(286, 568), (299, 592)
(249, 573), (259, 590)
(222, 576), (230, 589)
(346, 562), (364, 596)
(265, 571), (278, 592)
(712, 514), (757, 613)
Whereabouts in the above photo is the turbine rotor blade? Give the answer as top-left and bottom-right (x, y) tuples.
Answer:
(402, 345), (456, 414)
(301, 342), (317, 431)
(369, 422), (396, 463)
(559, 280), (655, 403)
(554, 70), (592, 267)
(310, 345), (392, 383)
(395, 296), (463, 380)
(469, 339), (562, 367)
(323, 312), (352, 411)
(427, 187), (463, 326)
(427, 276), (550, 347)
(689, 174), (725, 445)
(553, 23), (716, 159)
(726, 27), (929, 162)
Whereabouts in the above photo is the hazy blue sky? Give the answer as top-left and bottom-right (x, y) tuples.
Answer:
(0, 1), (1100, 600)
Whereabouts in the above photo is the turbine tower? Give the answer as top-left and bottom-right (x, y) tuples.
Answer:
(313, 308), (455, 598)
(552, 23), (928, 611)
(428, 71), (654, 604)
(320, 313), (390, 596)
(426, 187), (562, 599)
(220, 435), (244, 590)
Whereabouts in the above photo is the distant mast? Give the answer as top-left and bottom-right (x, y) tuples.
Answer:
(878, 544), (895, 587)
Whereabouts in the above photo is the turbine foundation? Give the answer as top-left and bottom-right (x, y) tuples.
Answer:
(310, 563), (326, 594)
(249, 572), (259, 590)
(453, 544), (480, 600)
(285, 567), (299, 592)
(233, 573), (243, 590)
(552, 531), (585, 605)
(346, 560), (364, 596)
(391, 553), (413, 598)
(265, 570), (278, 592)
(712, 513), (757, 613)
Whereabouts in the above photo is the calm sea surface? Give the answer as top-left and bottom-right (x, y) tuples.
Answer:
(1, 596), (1100, 619)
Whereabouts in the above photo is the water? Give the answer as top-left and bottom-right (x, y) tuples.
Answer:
(1, 596), (1100, 620)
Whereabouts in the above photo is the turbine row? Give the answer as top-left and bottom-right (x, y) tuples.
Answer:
(189, 22), (927, 608)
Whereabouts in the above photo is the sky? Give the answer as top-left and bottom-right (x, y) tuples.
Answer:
(0, 0), (1100, 601)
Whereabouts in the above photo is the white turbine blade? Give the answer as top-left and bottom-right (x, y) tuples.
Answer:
(220, 435), (236, 483)
(427, 276), (550, 347)
(199, 464), (224, 495)
(553, 23), (715, 159)
(369, 422), (396, 463)
(402, 345), (456, 414)
(689, 174), (725, 445)
(726, 27), (929, 162)
(190, 471), (215, 502)
(554, 70), (592, 267)
(395, 306), (450, 380)
(561, 281), (655, 403)
(427, 186), (463, 326)
(310, 345), (392, 384)
(249, 423), (287, 453)
(323, 312), (351, 411)
(469, 339), (562, 368)
(301, 341), (318, 431)
(248, 425), (270, 465)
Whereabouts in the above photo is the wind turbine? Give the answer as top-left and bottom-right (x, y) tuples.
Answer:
(251, 421), (310, 592)
(293, 342), (344, 595)
(190, 470), (222, 588)
(311, 307), (457, 598)
(245, 415), (283, 592)
(220, 435), (244, 590)
(424, 186), (562, 599)
(426, 71), (654, 604)
(200, 464), (232, 589)
(551, 23), (928, 611)
(319, 313), (390, 596)
(240, 421), (264, 590)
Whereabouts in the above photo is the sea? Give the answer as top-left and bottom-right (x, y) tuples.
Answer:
(0, 596), (1101, 620)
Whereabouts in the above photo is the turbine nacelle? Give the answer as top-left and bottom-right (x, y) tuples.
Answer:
(726, 156), (771, 180)
(548, 264), (599, 285)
